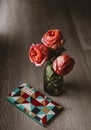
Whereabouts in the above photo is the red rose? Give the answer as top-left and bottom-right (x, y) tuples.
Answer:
(41, 29), (64, 49)
(29, 43), (49, 66)
(53, 54), (75, 75)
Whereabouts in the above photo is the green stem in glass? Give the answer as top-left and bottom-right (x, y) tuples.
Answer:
(44, 59), (64, 96)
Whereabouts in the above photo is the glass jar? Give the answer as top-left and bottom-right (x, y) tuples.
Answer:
(44, 60), (64, 96)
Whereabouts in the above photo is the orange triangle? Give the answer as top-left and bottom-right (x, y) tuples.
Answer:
(41, 100), (46, 105)
(31, 93), (35, 98)
(21, 91), (24, 96)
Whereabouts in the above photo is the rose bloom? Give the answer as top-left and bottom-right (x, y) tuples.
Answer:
(41, 29), (64, 49)
(29, 43), (49, 66)
(53, 54), (75, 75)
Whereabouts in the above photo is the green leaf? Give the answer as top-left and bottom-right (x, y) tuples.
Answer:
(45, 65), (54, 78)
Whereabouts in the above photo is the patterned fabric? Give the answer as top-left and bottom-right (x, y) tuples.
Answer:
(6, 83), (62, 126)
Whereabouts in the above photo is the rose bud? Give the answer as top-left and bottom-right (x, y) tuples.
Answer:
(41, 29), (64, 50)
(29, 43), (49, 66)
(53, 54), (75, 75)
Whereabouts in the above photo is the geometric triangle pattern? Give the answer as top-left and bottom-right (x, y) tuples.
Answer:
(6, 83), (62, 126)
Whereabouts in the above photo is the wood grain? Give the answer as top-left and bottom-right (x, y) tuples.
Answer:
(0, 0), (91, 130)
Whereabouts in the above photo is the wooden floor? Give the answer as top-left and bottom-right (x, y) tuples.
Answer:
(0, 0), (91, 130)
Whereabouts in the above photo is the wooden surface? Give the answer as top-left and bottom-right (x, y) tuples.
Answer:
(0, 0), (91, 130)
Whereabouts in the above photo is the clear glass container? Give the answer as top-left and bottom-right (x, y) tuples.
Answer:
(44, 60), (64, 96)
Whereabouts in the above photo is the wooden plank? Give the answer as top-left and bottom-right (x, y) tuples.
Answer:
(84, 50), (91, 74)
(0, 0), (91, 130)
(67, 0), (91, 50)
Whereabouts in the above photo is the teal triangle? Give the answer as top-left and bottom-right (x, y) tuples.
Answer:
(18, 104), (25, 111)
(46, 97), (52, 102)
(47, 106), (55, 110)
(26, 97), (31, 102)
(14, 88), (20, 93)
(31, 104), (35, 110)
(47, 114), (54, 121)
(38, 110), (45, 115)
(31, 88), (37, 93)
(37, 106), (44, 110)
(26, 84), (31, 88)
(37, 96), (43, 99)
(7, 97), (15, 103)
